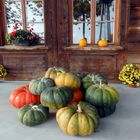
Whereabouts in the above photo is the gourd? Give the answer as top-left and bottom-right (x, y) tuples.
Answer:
(85, 82), (120, 117)
(29, 77), (55, 95)
(98, 39), (108, 47)
(55, 72), (81, 89)
(9, 85), (40, 108)
(82, 73), (108, 90)
(69, 90), (83, 104)
(79, 38), (87, 47)
(45, 67), (66, 80)
(56, 101), (99, 136)
(41, 87), (73, 110)
(85, 83), (119, 106)
(17, 104), (49, 126)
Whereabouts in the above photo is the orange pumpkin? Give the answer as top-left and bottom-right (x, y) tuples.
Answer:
(79, 38), (87, 47)
(98, 39), (108, 47)
(9, 85), (40, 108)
(69, 90), (83, 104)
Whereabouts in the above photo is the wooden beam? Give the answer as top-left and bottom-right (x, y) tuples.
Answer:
(21, 0), (27, 30)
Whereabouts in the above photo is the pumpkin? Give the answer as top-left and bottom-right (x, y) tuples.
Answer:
(85, 83), (120, 106)
(45, 66), (66, 80)
(55, 72), (81, 89)
(98, 39), (108, 47)
(69, 90), (83, 104)
(17, 104), (49, 126)
(41, 87), (73, 110)
(79, 38), (87, 47)
(82, 73), (108, 90)
(56, 101), (99, 136)
(29, 77), (55, 95)
(95, 105), (116, 118)
(9, 85), (40, 108)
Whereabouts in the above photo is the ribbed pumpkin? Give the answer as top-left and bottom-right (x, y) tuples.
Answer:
(9, 85), (40, 108)
(45, 67), (66, 80)
(82, 73), (108, 90)
(56, 101), (99, 136)
(29, 77), (55, 95)
(69, 90), (83, 104)
(41, 87), (73, 110)
(55, 72), (81, 89)
(17, 104), (49, 126)
(85, 84), (119, 106)
(95, 105), (116, 118)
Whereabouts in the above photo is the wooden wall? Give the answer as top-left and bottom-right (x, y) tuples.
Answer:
(127, 0), (140, 65)
(0, 0), (139, 81)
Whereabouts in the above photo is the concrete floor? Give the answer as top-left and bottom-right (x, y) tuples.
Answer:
(0, 81), (140, 140)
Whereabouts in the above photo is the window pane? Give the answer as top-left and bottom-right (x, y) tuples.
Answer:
(73, 22), (91, 44)
(73, 0), (91, 44)
(5, 0), (23, 33)
(96, 0), (115, 43)
(26, 0), (44, 23)
(27, 23), (44, 43)
(26, 0), (44, 43)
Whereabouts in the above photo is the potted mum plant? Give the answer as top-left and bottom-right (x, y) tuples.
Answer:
(119, 64), (140, 87)
(6, 24), (40, 46)
(0, 64), (7, 80)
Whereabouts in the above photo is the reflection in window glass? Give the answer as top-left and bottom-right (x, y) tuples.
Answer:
(5, 0), (23, 33)
(26, 0), (44, 42)
(96, 0), (115, 43)
(73, 0), (91, 44)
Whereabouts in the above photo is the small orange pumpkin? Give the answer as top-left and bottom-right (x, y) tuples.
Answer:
(79, 38), (87, 47)
(98, 39), (108, 47)
(69, 90), (83, 104)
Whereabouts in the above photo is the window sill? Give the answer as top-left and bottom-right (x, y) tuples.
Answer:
(0, 45), (48, 51)
(64, 45), (124, 52)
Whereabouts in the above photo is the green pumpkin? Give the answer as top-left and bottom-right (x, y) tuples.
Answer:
(29, 77), (55, 95)
(41, 87), (73, 110)
(82, 73), (108, 90)
(95, 105), (116, 118)
(85, 84), (119, 106)
(17, 104), (49, 126)
(56, 101), (99, 136)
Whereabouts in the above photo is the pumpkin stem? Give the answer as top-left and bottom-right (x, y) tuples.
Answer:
(77, 104), (82, 113)
(32, 105), (38, 110)
(91, 75), (95, 83)
(99, 80), (102, 88)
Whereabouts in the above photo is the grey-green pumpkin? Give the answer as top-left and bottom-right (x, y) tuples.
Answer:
(85, 84), (119, 106)
(29, 77), (55, 95)
(17, 104), (49, 126)
(41, 87), (73, 110)
(56, 101), (100, 136)
(82, 73), (108, 90)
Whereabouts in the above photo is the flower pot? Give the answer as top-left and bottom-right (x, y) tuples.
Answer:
(128, 84), (138, 88)
(12, 39), (39, 46)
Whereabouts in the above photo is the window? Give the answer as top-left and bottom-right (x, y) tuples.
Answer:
(5, 0), (44, 43)
(70, 0), (120, 45)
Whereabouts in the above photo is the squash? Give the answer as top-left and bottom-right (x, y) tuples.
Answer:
(56, 101), (99, 136)
(69, 89), (83, 104)
(17, 104), (49, 126)
(85, 83), (119, 106)
(45, 67), (66, 80)
(97, 39), (108, 47)
(55, 72), (81, 89)
(29, 77), (55, 95)
(82, 73), (108, 90)
(95, 105), (116, 118)
(41, 87), (73, 110)
(9, 85), (40, 108)
(79, 38), (87, 47)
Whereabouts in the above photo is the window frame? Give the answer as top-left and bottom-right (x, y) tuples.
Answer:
(2, 0), (45, 45)
(69, 0), (121, 46)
